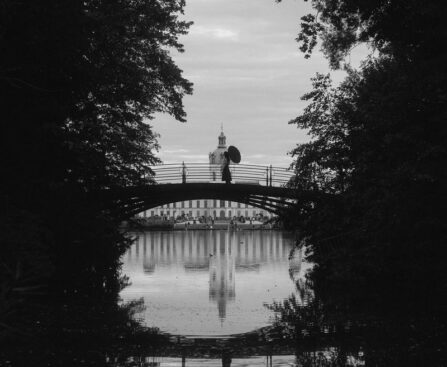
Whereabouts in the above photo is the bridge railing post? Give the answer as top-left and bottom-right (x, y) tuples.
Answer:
(269, 165), (273, 186)
(266, 166), (269, 186)
(182, 161), (187, 184)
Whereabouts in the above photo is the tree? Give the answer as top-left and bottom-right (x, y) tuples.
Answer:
(277, 2), (447, 363)
(1, 0), (192, 192)
(289, 56), (447, 282)
(0, 1), (193, 352)
(279, 0), (447, 68)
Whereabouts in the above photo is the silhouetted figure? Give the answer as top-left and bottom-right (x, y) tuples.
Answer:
(221, 151), (232, 184)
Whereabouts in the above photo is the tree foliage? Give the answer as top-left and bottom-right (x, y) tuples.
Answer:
(278, 0), (447, 68)
(274, 0), (447, 356)
(278, 2), (447, 362)
(285, 0), (447, 285)
(1, 0), (192, 191)
(0, 0), (192, 353)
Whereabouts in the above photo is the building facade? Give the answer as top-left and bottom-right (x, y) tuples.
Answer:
(140, 130), (270, 220)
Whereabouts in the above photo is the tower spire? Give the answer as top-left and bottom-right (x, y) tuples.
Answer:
(218, 125), (226, 148)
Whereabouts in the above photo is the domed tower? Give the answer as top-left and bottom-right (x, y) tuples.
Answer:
(218, 129), (226, 148)
(209, 127), (227, 181)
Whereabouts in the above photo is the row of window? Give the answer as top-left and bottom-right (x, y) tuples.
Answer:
(153, 210), (257, 218)
(161, 200), (248, 209)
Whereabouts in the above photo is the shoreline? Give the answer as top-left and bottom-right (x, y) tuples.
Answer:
(125, 223), (278, 231)
(123, 220), (281, 231)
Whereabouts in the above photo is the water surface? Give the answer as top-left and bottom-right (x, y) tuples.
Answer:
(120, 230), (309, 337)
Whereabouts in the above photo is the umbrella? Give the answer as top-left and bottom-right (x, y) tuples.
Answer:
(228, 145), (241, 163)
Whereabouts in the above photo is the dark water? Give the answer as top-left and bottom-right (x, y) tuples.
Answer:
(4, 229), (444, 366)
(121, 230), (310, 337)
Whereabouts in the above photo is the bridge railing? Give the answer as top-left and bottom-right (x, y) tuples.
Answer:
(150, 163), (293, 187)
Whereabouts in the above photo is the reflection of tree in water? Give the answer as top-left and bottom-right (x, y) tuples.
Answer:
(0, 234), (169, 366)
(266, 242), (446, 366)
(288, 246), (314, 307)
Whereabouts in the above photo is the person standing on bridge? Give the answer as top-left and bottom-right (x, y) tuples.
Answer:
(221, 151), (232, 184)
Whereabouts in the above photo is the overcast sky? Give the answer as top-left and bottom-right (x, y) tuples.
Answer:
(150, 0), (366, 167)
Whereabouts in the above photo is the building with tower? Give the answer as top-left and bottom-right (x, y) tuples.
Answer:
(139, 129), (270, 220)
(208, 128), (228, 182)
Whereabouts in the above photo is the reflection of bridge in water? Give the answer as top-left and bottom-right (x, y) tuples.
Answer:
(127, 230), (305, 321)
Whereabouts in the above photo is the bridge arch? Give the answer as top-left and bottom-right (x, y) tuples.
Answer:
(99, 183), (298, 220)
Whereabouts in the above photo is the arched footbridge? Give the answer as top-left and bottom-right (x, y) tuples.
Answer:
(97, 163), (301, 219)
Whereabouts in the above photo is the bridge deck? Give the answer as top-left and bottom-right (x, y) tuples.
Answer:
(94, 163), (301, 218)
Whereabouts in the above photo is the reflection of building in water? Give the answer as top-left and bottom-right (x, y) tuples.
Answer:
(129, 231), (290, 270)
(209, 231), (235, 320)
(127, 231), (304, 318)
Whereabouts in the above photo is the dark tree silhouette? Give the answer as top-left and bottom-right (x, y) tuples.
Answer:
(285, 0), (447, 289)
(276, 0), (447, 364)
(1, 0), (192, 191)
(0, 1), (192, 362)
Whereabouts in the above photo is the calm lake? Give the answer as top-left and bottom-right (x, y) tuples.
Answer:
(120, 230), (310, 337)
